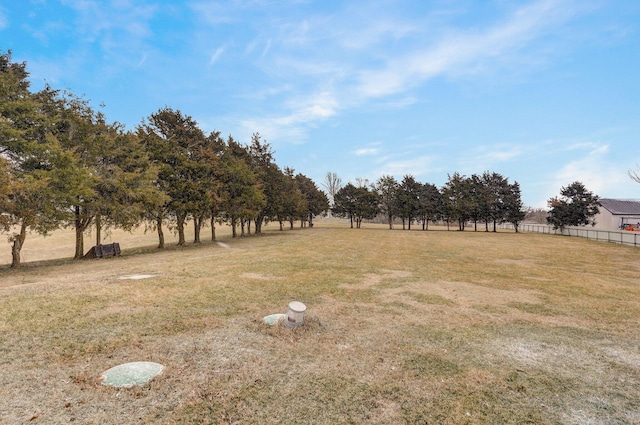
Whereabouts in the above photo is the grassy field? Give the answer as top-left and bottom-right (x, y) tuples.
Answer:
(1, 222), (639, 424)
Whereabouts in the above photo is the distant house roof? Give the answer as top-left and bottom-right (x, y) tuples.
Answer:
(599, 199), (640, 215)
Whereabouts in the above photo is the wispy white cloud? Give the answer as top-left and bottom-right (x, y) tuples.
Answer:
(375, 155), (439, 179)
(59, 0), (157, 45)
(135, 53), (147, 69)
(236, 90), (338, 143)
(0, 6), (8, 30)
(209, 46), (225, 65)
(552, 144), (612, 194)
(547, 143), (640, 203)
(353, 148), (379, 156)
(355, 0), (585, 99)
(469, 143), (528, 166)
(234, 0), (591, 146)
(261, 39), (272, 59)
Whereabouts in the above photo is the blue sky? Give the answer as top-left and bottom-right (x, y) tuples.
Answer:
(2, 0), (639, 207)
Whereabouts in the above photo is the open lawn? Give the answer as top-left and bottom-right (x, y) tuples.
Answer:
(1, 222), (639, 424)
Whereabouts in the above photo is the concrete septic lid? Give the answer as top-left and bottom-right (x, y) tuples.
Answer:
(117, 274), (155, 280)
(101, 362), (164, 388)
(262, 313), (286, 325)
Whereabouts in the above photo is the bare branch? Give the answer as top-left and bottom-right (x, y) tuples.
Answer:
(629, 166), (640, 184)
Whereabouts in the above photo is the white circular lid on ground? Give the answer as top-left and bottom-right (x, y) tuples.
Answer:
(101, 361), (164, 388)
(288, 301), (306, 313)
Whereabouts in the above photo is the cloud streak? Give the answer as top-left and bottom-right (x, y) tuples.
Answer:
(355, 0), (583, 99)
(236, 0), (590, 146)
(0, 6), (7, 30)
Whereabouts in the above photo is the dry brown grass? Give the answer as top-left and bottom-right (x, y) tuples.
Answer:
(1, 222), (639, 424)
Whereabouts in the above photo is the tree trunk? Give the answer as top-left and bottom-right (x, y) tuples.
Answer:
(75, 225), (84, 259)
(11, 239), (21, 268)
(96, 214), (102, 246)
(279, 220), (284, 231)
(74, 206), (92, 260)
(210, 216), (216, 241)
(194, 215), (202, 243)
(10, 220), (28, 268)
(157, 216), (165, 249)
(231, 217), (237, 237)
(177, 214), (186, 246)
(493, 219), (497, 232)
(254, 217), (262, 234)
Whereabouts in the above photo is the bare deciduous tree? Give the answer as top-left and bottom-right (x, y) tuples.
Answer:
(322, 172), (342, 205)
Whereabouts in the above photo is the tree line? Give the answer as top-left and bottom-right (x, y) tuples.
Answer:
(0, 52), (328, 267)
(330, 171), (525, 232)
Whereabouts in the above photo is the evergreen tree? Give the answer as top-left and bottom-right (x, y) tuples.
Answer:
(417, 182), (441, 230)
(375, 175), (400, 230)
(139, 107), (210, 246)
(442, 173), (473, 231)
(547, 181), (600, 230)
(0, 52), (92, 265)
(397, 175), (421, 230)
(295, 173), (329, 228)
(504, 182), (526, 232)
(219, 137), (266, 237)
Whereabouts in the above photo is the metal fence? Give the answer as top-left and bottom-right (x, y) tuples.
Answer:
(499, 223), (640, 248)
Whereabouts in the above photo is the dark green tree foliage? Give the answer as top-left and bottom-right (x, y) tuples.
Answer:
(397, 175), (421, 230)
(332, 183), (358, 228)
(354, 186), (380, 228)
(478, 171), (508, 232)
(282, 167), (307, 230)
(139, 107), (210, 246)
(295, 173), (329, 228)
(204, 131), (225, 241)
(504, 182), (526, 232)
(189, 130), (221, 243)
(247, 133), (280, 234)
(375, 175), (400, 229)
(332, 183), (379, 229)
(0, 52), (91, 265)
(417, 183), (441, 230)
(89, 125), (163, 247)
(547, 181), (600, 230)
(219, 137), (266, 237)
(56, 93), (106, 259)
(442, 173), (474, 231)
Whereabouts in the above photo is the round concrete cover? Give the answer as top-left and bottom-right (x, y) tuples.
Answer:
(263, 313), (286, 325)
(117, 274), (155, 280)
(101, 361), (164, 388)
